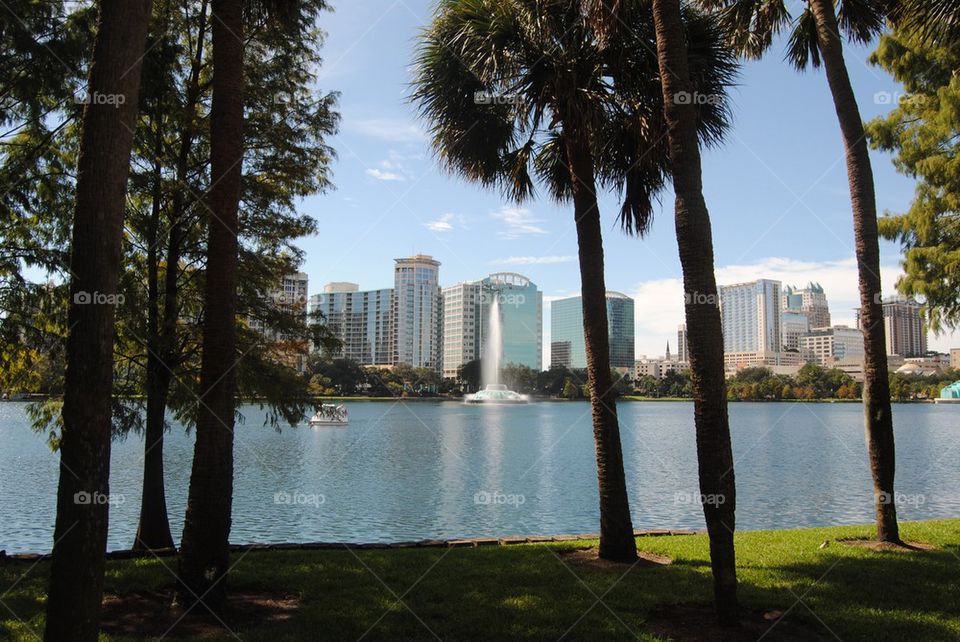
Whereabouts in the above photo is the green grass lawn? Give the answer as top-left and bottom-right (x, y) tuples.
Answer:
(2, 519), (959, 640)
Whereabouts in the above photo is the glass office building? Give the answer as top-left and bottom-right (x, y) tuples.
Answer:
(479, 273), (543, 371)
(442, 273), (543, 377)
(550, 292), (635, 370)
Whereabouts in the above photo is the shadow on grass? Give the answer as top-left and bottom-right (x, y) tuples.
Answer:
(2, 533), (959, 640)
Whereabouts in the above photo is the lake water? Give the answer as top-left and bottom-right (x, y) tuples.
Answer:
(1, 401), (958, 553)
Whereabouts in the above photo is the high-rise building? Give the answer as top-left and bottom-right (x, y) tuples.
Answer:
(441, 281), (481, 378)
(951, 348), (960, 370)
(441, 273), (543, 378)
(857, 299), (928, 358)
(250, 272), (310, 372)
(782, 311), (811, 352)
(783, 282), (831, 329)
(800, 325), (864, 366)
(310, 283), (394, 366)
(720, 279), (783, 354)
(393, 254), (442, 370)
(677, 324), (689, 363)
(550, 292), (635, 370)
(481, 273), (543, 371)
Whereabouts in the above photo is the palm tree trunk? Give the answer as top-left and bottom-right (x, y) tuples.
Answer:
(651, 0), (739, 625)
(563, 130), (637, 563)
(43, 1), (153, 640)
(808, 0), (899, 544)
(177, 0), (243, 611)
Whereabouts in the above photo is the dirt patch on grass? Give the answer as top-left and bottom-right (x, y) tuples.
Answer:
(645, 604), (822, 641)
(100, 589), (299, 639)
(559, 547), (671, 569)
(838, 539), (935, 552)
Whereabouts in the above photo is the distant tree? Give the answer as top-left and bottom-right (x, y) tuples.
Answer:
(457, 359), (482, 392)
(502, 363), (538, 394)
(732, 367), (774, 384)
(537, 365), (570, 396)
(561, 378), (581, 400)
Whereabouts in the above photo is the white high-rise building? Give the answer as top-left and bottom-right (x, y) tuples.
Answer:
(677, 324), (689, 363)
(720, 279), (782, 354)
(249, 272), (310, 372)
(393, 255), (443, 370)
(442, 281), (482, 378)
(310, 282), (394, 366)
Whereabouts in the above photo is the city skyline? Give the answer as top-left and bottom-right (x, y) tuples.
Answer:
(262, 1), (960, 364)
(299, 252), (944, 371)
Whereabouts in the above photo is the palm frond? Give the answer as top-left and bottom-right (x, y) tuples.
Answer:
(785, 6), (820, 70)
(890, 0), (960, 45)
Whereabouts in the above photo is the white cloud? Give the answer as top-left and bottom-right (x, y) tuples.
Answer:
(365, 168), (404, 181)
(352, 118), (425, 143)
(490, 206), (548, 239)
(424, 213), (456, 232)
(492, 255), (574, 266)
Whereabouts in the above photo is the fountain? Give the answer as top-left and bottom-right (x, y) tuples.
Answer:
(465, 292), (530, 404)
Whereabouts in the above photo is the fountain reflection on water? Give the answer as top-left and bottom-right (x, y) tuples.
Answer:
(465, 292), (529, 404)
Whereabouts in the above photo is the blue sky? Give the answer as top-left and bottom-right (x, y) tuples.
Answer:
(294, 1), (956, 367)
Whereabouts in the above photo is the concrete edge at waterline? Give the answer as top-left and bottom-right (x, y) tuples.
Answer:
(0, 529), (699, 563)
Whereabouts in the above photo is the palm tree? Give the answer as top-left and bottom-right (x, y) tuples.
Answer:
(176, 0), (244, 610)
(698, 0), (902, 544)
(648, 0), (739, 625)
(43, 1), (153, 640)
(413, 0), (736, 562)
(890, 0), (960, 44)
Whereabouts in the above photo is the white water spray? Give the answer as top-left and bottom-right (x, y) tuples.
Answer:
(482, 293), (502, 388)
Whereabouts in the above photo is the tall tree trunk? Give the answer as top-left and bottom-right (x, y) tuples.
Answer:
(134, 0), (209, 551)
(563, 130), (637, 563)
(809, 0), (899, 543)
(651, 0), (739, 625)
(177, 0), (243, 611)
(43, 1), (153, 640)
(134, 117), (175, 551)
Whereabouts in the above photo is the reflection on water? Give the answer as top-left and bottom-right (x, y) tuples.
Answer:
(1, 401), (957, 553)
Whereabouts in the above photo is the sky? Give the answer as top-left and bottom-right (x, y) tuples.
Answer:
(291, 1), (957, 369)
